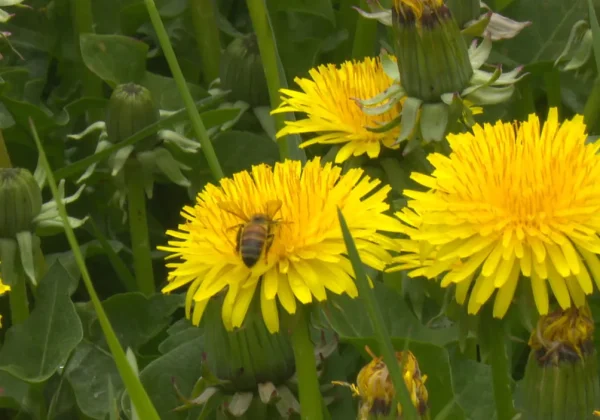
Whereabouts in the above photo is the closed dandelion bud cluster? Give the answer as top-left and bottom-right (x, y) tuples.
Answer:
(335, 350), (429, 420)
(220, 34), (270, 107)
(0, 168), (42, 238)
(392, 0), (472, 102)
(106, 82), (161, 150)
(520, 306), (600, 420)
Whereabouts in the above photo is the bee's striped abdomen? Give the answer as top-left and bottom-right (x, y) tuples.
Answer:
(239, 222), (268, 268)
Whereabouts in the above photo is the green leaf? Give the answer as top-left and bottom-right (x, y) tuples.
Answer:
(274, 0), (335, 24)
(320, 282), (459, 347)
(124, 337), (204, 420)
(88, 293), (184, 350)
(140, 71), (207, 110)
(587, 0), (600, 71)
(80, 34), (149, 87)
(0, 371), (44, 419)
(0, 261), (83, 382)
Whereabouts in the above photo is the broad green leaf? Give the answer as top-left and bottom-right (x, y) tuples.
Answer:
(124, 337), (204, 420)
(0, 371), (44, 419)
(319, 282), (459, 346)
(140, 71), (207, 110)
(88, 293), (183, 350)
(157, 318), (204, 354)
(0, 261), (83, 382)
(80, 34), (149, 87)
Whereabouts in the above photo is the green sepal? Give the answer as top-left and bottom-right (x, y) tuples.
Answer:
(141, 148), (192, 188)
(0, 237), (18, 286)
(420, 103), (449, 142)
(396, 97), (422, 144)
(16, 230), (36, 286)
(110, 144), (135, 177)
(461, 12), (492, 38)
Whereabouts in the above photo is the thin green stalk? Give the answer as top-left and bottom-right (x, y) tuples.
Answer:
(70, 0), (103, 122)
(352, 0), (378, 59)
(584, 76), (600, 132)
(125, 162), (154, 295)
(29, 118), (160, 420)
(338, 209), (418, 420)
(288, 306), (323, 420)
(190, 0), (221, 83)
(9, 270), (29, 324)
(246, 0), (305, 162)
(486, 314), (516, 420)
(0, 130), (13, 168)
(143, 0), (224, 181)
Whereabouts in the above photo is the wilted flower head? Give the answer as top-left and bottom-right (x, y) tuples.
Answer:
(390, 109), (600, 318)
(334, 348), (429, 419)
(160, 158), (404, 332)
(272, 57), (403, 163)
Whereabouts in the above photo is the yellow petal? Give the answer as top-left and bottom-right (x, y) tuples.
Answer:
(565, 275), (586, 308)
(191, 299), (209, 326)
(520, 245), (532, 277)
(263, 268), (279, 300)
(546, 263), (571, 310)
(455, 272), (475, 305)
(232, 281), (258, 328)
(545, 242), (571, 277)
(576, 245), (600, 290)
(493, 262), (520, 318)
(261, 280), (280, 333)
(278, 273), (297, 314)
(530, 270), (549, 315)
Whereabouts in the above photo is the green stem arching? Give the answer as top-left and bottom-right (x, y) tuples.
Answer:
(143, 0), (225, 181)
(125, 161), (155, 296)
(486, 314), (517, 420)
(8, 269), (29, 324)
(352, 0), (378, 59)
(70, 0), (103, 123)
(189, 0), (221, 83)
(288, 306), (323, 420)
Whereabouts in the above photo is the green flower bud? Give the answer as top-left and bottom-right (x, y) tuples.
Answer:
(0, 168), (42, 238)
(392, 0), (473, 102)
(519, 306), (600, 420)
(106, 83), (160, 150)
(220, 34), (270, 107)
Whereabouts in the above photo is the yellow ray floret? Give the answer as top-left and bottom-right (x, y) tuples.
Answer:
(389, 108), (600, 318)
(272, 57), (402, 163)
(160, 158), (404, 333)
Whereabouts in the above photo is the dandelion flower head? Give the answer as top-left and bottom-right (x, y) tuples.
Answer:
(390, 108), (600, 318)
(160, 158), (403, 333)
(272, 57), (403, 163)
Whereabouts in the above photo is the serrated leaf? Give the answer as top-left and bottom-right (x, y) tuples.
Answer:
(0, 261), (83, 382)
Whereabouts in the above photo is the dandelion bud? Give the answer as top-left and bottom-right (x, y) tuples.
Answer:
(106, 83), (160, 149)
(220, 34), (270, 107)
(0, 168), (42, 238)
(392, 0), (473, 102)
(520, 307), (600, 420)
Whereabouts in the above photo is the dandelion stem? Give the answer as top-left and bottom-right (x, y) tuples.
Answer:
(143, 0), (225, 181)
(245, 0), (306, 163)
(289, 306), (323, 420)
(70, 0), (103, 123)
(189, 0), (221, 83)
(352, 0), (377, 59)
(125, 161), (154, 296)
(9, 270), (29, 324)
(485, 312), (516, 420)
(584, 76), (600, 133)
(0, 130), (13, 168)
(338, 208), (418, 420)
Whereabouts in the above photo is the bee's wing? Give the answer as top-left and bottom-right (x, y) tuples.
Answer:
(264, 199), (283, 218)
(218, 201), (248, 222)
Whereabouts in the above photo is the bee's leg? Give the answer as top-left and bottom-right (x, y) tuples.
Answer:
(264, 233), (275, 264)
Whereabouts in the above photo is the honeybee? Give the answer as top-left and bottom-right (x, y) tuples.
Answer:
(218, 200), (283, 268)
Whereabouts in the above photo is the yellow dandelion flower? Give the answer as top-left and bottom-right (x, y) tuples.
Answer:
(393, 0), (444, 21)
(334, 348), (429, 419)
(272, 57), (403, 163)
(390, 108), (600, 318)
(160, 158), (404, 333)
